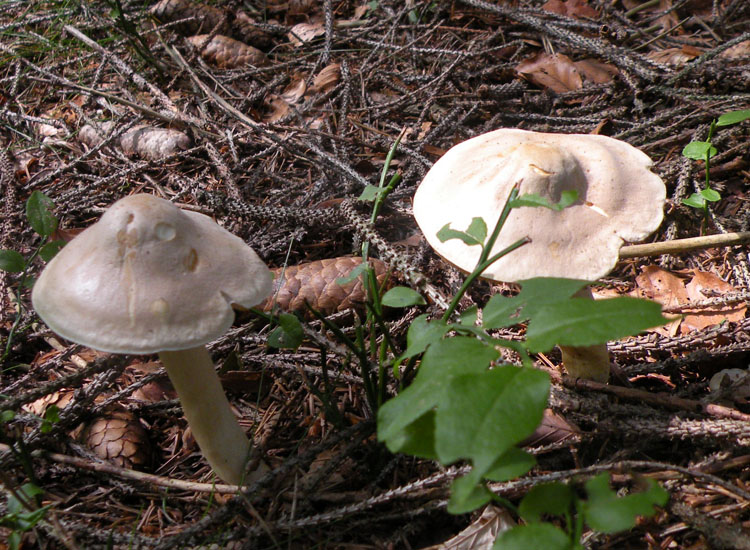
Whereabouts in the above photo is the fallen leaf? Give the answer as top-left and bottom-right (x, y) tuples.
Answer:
(263, 95), (290, 122)
(682, 270), (746, 332)
(720, 40), (750, 60)
(647, 46), (703, 66)
(288, 22), (325, 47)
(421, 506), (516, 550)
(282, 76), (307, 103)
(573, 58), (618, 83)
(635, 266), (686, 335)
(309, 63), (341, 94)
(516, 53), (583, 93)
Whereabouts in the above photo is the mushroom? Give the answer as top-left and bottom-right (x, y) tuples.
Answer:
(32, 194), (273, 484)
(413, 128), (666, 382)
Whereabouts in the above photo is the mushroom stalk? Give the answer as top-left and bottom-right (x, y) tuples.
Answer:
(159, 347), (257, 485)
(557, 287), (610, 383)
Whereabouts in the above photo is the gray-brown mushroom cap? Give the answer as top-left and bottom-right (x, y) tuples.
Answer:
(32, 194), (272, 354)
(413, 128), (666, 282)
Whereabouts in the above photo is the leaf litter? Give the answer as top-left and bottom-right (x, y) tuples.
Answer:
(2, 0), (750, 548)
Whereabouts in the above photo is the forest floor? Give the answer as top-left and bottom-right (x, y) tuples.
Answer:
(2, 0), (750, 548)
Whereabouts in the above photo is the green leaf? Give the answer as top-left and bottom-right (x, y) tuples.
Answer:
(716, 109), (750, 127)
(267, 313), (304, 349)
(358, 184), (381, 202)
(397, 314), (451, 361)
(483, 278), (590, 329)
(8, 531), (21, 550)
(493, 523), (571, 550)
(526, 296), (668, 353)
(583, 473), (668, 534)
(382, 410), (438, 460)
(466, 217), (487, 244)
(435, 365), (549, 473)
(381, 286), (426, 307)
(0, 250), (26, 273)
(40, 405), (60, 434)
(336, 261), (368, 285)
(447, 472), (494, 514)
(0, 410), (16, 423)
(682, 192), (706, 209)
(39, 240), (65, 262)
(700, 188), (721, 202)
(26, 191), (58, 238)
(509, 190), (579, 211)
(459, 305), (478, 326)
(682, 141), (716, 161)
(484, 447), (536, 482)
(437, 218), (487, 246)
(519, 482), (575, 522)
(378, 336), (498, 447)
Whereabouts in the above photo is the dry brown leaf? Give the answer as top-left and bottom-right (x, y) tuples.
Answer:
(281, 76), (307, 104)
(309, 63), (341, 94)
(682, 270), (746, 332)
(721, 40), (750, 60)
(647, 46), (703, 66)
(188, 34), (267, 68)
(263, 95), (290, 122)
(542, 0), (599, 19)
(288, 22), (325, 47)
(516, 53), (583, 93)
(573, 58), (618, 83)
(635, 266), (686, 336)
(421, 506), (516, 550)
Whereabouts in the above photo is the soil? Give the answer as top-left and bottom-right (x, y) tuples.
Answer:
(2, 0), (750, 548)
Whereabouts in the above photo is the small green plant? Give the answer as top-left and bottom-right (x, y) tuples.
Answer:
(1, 482), (51, 550)
(0, 190), (63, 363)
(495, 473), (667, 549)
(375, 186), (668, 545)
(681, 109), (750, 224)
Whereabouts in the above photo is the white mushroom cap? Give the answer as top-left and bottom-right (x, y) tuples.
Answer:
(413, 128), (666, 282)
(32, 194), (272, 354)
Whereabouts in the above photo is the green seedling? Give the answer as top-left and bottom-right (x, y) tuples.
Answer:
(376, 184), (668, 543)
(0, 191), (63, 363)
(682, 109), (750, 227)
(494, 473), (668, 549)
(1, 482), (51, 550)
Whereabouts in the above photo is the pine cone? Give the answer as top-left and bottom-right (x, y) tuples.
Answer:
(262, 257), (390, 316)
(187, 35), (268, 68)
(82, 409), (152, 470)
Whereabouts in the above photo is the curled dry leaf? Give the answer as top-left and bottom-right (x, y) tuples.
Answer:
(261, 256), (390, 317)
(281, 76), (307, 104)
(150, 0), (230, 36)
(516, 52), (583, 93)
(188, 34), (268, 68)
(309, 63), (341, 94)
(263, 95), (291, 123)
(288, 22), (325, 47)
(573, 58), (618, 84)
(682, 270), (747, 332)
(635, 266), (685, 336)
(120, 126), (191, 160)
(647, 46), (702, 66)
(421, 505), (516, 550)
(82, 408), (152, 469)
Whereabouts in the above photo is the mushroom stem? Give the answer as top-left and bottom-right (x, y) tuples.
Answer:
(158, 347), (258, 485)
(557, 287), (610, 383)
